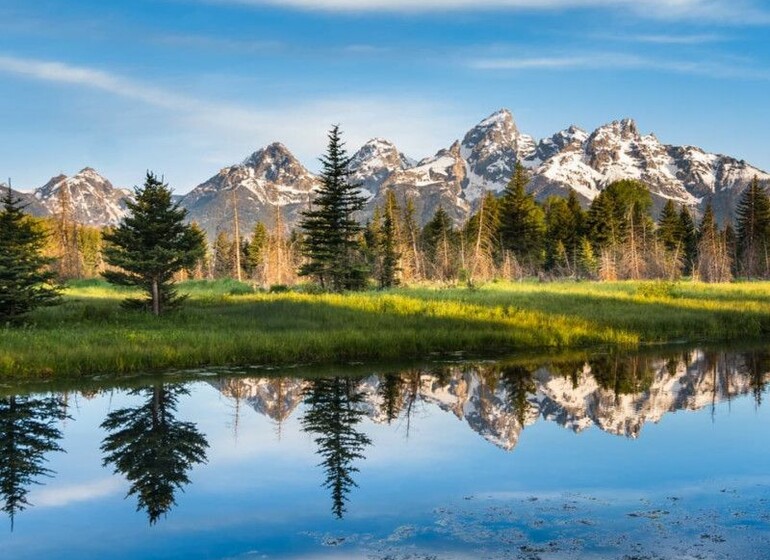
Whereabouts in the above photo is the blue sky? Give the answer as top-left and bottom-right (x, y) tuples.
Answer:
(1, 0), (769, 193)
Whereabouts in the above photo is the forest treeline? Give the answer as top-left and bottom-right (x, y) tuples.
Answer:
(40, 162), (770, 288)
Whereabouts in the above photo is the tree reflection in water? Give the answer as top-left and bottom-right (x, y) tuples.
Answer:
(301, 377), (372, 519)
(100, 384), (208, 525)
(0, 395), (67, 530)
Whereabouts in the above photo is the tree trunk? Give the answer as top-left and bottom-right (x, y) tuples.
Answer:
(152, 278), (160, 316)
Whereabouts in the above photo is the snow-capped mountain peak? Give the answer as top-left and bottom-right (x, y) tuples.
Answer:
(461, 109), (537, 201)
(33, 168), (130, 226)
(181, 142), (319, 238)
(350, 138), (414, 201)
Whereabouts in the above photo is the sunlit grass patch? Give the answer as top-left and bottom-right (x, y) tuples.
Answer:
(1, 279), (769, 378)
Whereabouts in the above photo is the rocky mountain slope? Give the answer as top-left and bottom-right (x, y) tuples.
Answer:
(14, 109), (769, 232)
(180, 142), (318, 237)
(1, 181), (48, 216)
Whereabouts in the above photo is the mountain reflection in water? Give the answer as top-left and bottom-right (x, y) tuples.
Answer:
(1, 346), (769, 559)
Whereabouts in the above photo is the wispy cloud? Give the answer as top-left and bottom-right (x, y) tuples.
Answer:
(31, 478), (123, 508)
(152, 33), (285, 53)
(622, 33), (725, 44)
(467, 52), (770, 80)
(0, 53), (469, 181)
(0, 54), (200, 111)
(203, 0), (770, 23)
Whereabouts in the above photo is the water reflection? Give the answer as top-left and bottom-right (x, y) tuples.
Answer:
(0, 396), (67, 530)
(1, 346), (769, 529)
(100, 384), (209, 524)
(301, 377), (372, 518)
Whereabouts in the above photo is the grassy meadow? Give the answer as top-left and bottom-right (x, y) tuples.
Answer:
(1, 278), (769, 378)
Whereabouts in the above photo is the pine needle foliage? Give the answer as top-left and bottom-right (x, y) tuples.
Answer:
(102, 172), (205, 315)
(735, 176), (770, 278)
(299, 126), (368, 291)
(0, 186), (61, 324)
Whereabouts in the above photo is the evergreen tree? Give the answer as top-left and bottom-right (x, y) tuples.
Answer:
(657, 199), (682, 252)
(586, 180), (652, 250)
(576, 236), (599, 279)
(245, 222), (269, 280)
(422, 206), (457, 281)
(544, 194), (582, 273)
(566, 189), (586, 240)
(213, 230), (235, 279)
(0, 395), (67, 529)
(101, 384), (209, 525)
(499, 162), (545, 269)
(735, 177), (770, 278)
(184, 223), (209, 280)
(301, 377), (372, 519)
(103, 173), (205, 315)
(378, 191), (401, 288)
(585, 189), (618, 249)
(678, 206), (698, 275)
(0, 185), (61, 323)
(299, 126), (368, 291)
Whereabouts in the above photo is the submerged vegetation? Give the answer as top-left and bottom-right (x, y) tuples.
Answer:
(1, 279), (769, 377)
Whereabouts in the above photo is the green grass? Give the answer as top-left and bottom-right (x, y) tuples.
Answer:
(1, 278), (769, 378)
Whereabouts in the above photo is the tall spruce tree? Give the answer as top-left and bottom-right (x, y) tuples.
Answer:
(544, 194), (582, 273)
(678, 206), (698, 275)
(103, 173), (205, 315)
(499, 162), (545, 269)
(245, 222), (268, 280)
(657, 199), (682, 252)
(735, 176), (770, 278)
(0, 185), (61, 323)
(213, 230), (236, 279)
(299, 126), (368, 291)
(378, 191), (401, 288)
(422, 206), (457, 280)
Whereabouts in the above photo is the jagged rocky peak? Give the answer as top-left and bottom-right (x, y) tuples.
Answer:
(34, 167), (130, 226)
(461, 108), (537, 201)
(351, 138), (413, 170)
(180, 142), (319, 239)
(532, 125), (589, 163)
(240, 142), (312, 184)
(350, 138), (414, 200)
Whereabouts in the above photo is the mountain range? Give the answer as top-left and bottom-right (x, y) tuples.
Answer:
(11, 109), (770, 237)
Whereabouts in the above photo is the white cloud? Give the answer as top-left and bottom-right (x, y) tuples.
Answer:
(31, 478), (123, 508)
(204, 0), (769, 23)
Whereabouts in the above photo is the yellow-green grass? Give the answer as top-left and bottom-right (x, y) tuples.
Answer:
(1, 279), (768, 378)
